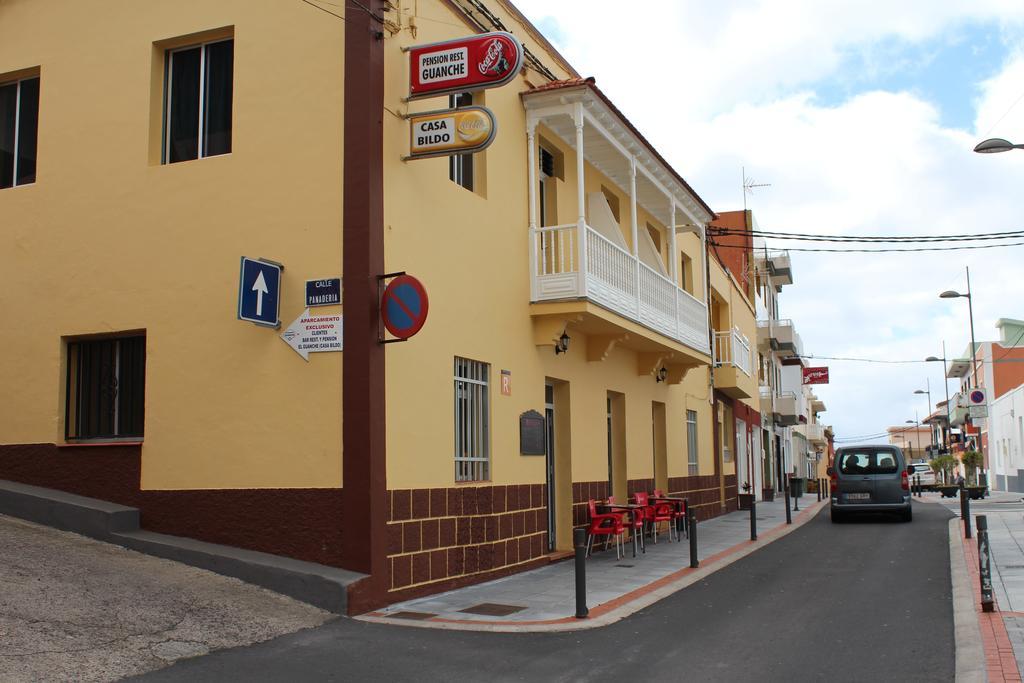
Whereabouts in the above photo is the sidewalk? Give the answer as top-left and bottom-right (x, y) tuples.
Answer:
(360, 494), (826, 632)
(926, 489), (1024, 681)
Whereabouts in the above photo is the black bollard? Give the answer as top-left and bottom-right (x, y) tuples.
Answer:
(784, 483), (792, 524)
(573, 527), (589, 619)
(750, 499), (757, 541)
(817, 480), (822, 502)
(688, 507), (699, 568)
(977, 515), (994, 612)
(961, 485), (972, 539)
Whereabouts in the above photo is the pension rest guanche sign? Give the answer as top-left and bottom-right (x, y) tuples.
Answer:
(404, 32), (523, 161)
(408, 31), (524, 99)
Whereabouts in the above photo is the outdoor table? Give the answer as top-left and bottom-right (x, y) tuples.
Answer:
(599, 502), (645, 557)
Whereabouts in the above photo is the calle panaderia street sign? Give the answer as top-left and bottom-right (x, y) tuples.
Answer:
(408, 31), (524, 99)
(407, 106), (496, 160)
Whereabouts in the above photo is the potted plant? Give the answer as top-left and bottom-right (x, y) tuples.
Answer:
(932, 455), (960, 497)
(961, 450), (986, 499)
(738, 481), (756, 510)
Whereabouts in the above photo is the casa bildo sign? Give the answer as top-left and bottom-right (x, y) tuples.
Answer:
(408, 31), (524, 99)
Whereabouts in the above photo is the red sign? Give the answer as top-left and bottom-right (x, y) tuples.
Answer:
(408, 31), (524, 100)
(381, 275), (429, 340)
(803, 367), (829, 384)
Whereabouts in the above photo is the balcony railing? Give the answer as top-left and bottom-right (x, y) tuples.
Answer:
(713, 328), (753, 376)
(804, 423), (826, 444)
(531, 223), (710, 354)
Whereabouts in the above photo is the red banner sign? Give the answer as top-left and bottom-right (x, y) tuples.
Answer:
(803, 367), (829, 384)
(408, 31), (524, 100)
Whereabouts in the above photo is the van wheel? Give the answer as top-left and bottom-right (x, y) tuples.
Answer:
(830, 508), (844, 523)
(901, 508), (913, 523)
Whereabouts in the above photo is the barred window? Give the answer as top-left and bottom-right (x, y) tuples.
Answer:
(454, 357), (489, 481)
(687, 410), (698, 475)
(66, 335), (146, 441)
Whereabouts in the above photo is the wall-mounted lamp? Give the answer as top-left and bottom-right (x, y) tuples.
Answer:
(554, 331), (570, 355)
(655, 367), (668, 383)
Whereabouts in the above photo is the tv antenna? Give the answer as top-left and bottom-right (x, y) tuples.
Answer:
(742, 166), (771, 211)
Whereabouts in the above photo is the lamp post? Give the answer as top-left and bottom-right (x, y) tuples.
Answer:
(914, 380), (936, 457)
(926, 341), (952, 455)
(973, 138), (1024, 154)
(941, 269), (985, 482)
(905, 418), (919, 461)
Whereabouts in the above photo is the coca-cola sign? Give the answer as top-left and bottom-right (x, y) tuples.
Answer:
(408, 31), (524, 99)
(802, 367), (830, 385)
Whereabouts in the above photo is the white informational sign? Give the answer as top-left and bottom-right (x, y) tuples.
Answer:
(968, 404), (989, 419)
(418, 47), (468, 84)
(280, 308), (342, 361)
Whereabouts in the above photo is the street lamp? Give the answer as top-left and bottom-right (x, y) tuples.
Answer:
(905, 419), (919, 461)
(926, 340), (953, 454)
(939, 268), (979, 390)
(973, 138), (1024, 154)
(914, 380), (936, 457)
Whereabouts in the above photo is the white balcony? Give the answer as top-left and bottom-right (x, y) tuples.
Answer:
(756, 318), (802, 357)
(804, 423), (826, 446)
(774, 391), (800, 426)
(531, 223), (710, 354)
(714, 328), (753, 377)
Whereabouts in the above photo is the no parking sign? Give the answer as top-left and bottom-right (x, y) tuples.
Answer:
(381, 275), (429, 340)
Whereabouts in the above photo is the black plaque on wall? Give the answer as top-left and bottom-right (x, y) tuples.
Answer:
(520, 410), (546, 455)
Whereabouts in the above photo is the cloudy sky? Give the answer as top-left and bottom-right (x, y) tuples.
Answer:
(514, 0), (1024, 444)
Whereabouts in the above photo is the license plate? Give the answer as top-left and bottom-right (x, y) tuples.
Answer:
(846, 493), (870, 501)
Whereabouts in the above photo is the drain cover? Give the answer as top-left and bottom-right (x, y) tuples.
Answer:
(614, 564), (636, 568)
(388, 611), (438, 620)
(458, 603), (526, 616)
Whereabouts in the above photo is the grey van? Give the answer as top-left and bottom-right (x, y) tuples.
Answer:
(828, 445), (912, 522)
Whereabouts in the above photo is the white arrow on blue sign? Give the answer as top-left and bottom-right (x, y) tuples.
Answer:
(238, 257), (283, 327)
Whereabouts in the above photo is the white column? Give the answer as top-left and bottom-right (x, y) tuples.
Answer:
(630, 156), (640, 316)
(669, 201), (679, 338)
(574, 102), (588, 296)
(701, 221), (710, 353)
(527, 121), (538, 301)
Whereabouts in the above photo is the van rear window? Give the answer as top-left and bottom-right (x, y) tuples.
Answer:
(838, 450), (899, 475)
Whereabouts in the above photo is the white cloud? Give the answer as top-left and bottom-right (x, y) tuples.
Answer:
(513, 1), (1024, 441)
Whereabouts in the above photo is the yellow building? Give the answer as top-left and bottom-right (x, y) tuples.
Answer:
(0, 0), (741, 612)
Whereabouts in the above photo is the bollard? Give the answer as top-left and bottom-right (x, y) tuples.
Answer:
(750, 499), (757, 541)
(817, 481), (822, 502)
(977, 515), (995, 612)
(784, 483), (792, 525)
(793, 481), (800, 513)
(688, 507), (699, 568)
(960, 486), (972, 539)
(573, 527), (589, 619)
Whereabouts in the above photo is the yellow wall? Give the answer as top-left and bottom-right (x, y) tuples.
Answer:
(0, 0), (346, 489)
(1, 0), (719, 508)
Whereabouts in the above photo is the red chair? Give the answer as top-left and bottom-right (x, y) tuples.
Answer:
(608, 496), (644, 556)
(654, 489), (687, 539)
(637, 492), (676, 543)
(586, 499), (626, 559)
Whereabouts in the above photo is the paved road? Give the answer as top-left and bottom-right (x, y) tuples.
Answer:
(139, 503), (955, 682)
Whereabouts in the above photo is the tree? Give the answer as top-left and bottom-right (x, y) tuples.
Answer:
(930, 455), (956, 484)
(961, 450), (984, 486)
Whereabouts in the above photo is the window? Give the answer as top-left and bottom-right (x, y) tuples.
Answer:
(601, 186), (620, 223)
(539, 145), (556, 227)
(448, 92), (474, 191)
(687, 410), (698, 475)
(680, 253), (694, 295)
(838, 449), (899, 475)
(65, 335), (146, 440)
(164, 39), (233, 163)
(0, 75), (39, 188)
(454, 357), (489, 481)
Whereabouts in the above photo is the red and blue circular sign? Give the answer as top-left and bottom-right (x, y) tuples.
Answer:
(382, 275), (429, 340)
(970, 389), (986, 404)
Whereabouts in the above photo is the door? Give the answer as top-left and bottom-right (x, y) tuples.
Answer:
(545, 383), (556, 551)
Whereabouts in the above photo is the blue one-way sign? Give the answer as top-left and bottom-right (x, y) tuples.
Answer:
(238, 257), (283, 327)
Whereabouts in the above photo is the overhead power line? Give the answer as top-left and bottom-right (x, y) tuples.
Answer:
(707, 226), (1024, 242)
(707, 239), (1024, 253)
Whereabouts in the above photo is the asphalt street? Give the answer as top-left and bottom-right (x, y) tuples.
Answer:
(138, 502), (955, 682)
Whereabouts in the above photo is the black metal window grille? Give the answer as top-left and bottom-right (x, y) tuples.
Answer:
(65, 336), (146, 440)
